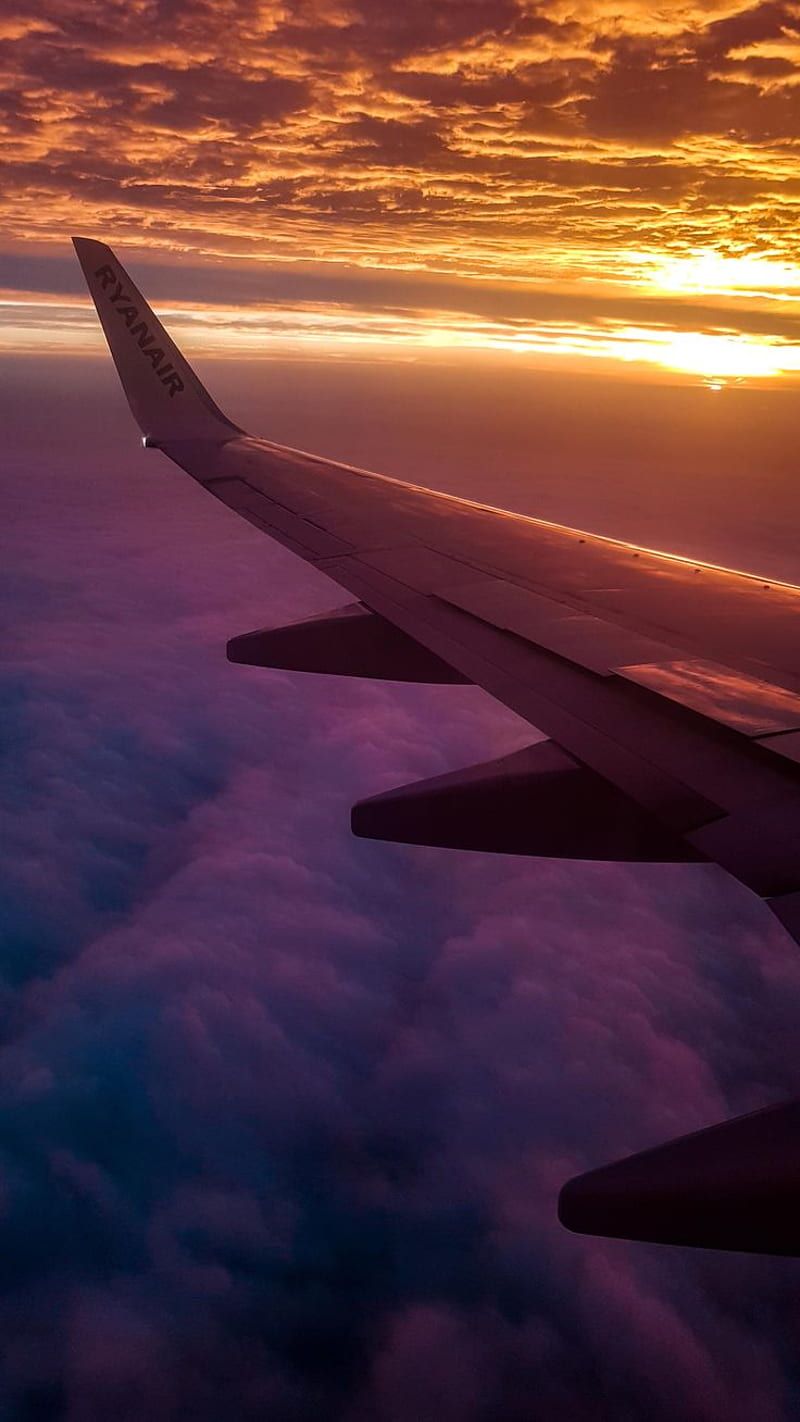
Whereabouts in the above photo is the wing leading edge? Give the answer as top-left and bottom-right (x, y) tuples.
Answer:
(74, 237), (800, 1254)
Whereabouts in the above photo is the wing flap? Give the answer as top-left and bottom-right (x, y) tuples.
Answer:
(760, 731), (800, 765)
(438, 578), (680, 676)
(358, 545), (487, 594)
(619, 658), (800, 736)
(205, 476), (353, 558)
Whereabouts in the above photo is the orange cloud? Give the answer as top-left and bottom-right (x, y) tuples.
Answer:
(1, 0), (800, 382)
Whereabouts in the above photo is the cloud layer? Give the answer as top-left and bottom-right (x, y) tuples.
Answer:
(4, 362), (800, 1417)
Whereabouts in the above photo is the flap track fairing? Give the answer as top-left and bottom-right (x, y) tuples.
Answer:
(351, 741), (702, 862)
(227, 603), (470, 684)
(559, 1099), (800, 1255)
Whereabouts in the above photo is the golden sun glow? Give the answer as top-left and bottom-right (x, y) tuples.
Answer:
(650, 250), (800, 302)
(4, 290), (799, 387)
(615, 327), (800, 381)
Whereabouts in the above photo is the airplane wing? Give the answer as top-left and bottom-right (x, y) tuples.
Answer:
(73, 236), (800, 1255)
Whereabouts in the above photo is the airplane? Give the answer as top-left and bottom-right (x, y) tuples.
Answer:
(74, 236), (800, 1257)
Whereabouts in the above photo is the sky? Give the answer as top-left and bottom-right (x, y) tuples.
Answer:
(5, 3), (800, 1420)
(4, 0), (800, 383)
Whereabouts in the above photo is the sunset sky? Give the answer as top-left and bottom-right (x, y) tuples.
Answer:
(6, 5), (800, 1420)
(3, 0), (800, 382)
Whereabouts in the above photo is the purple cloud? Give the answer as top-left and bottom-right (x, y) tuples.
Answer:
(2, 356), (800, 1418)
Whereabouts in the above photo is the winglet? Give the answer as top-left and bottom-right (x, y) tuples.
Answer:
(72, 237), (242, 444)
